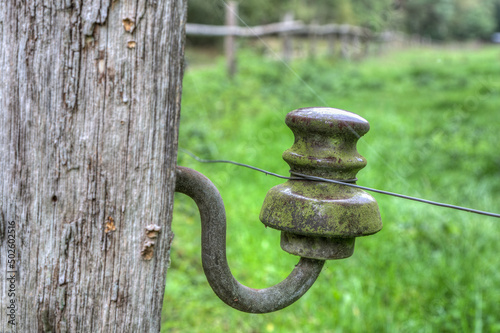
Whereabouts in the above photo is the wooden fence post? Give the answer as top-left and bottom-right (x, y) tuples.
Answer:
(309, 20), (319, 59)
(360, 29), (371, 57)
(352, 27), (361, 59)
(225, 1), (238, 77)
(282, 12), (294, 62)
(0, 1), (187, 331)
(340, 25), (350, 59)
(328, 32), (337, 57)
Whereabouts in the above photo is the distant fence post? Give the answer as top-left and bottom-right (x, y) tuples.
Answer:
(340, 25), (350, 59)
(352, 27), (361, 58)
(328, 32), (337, 57)
(309, 20), (318, 59)
(281, 12), (294, 62)
(225, 1), (238, 77)
(360, 29), (371, 57)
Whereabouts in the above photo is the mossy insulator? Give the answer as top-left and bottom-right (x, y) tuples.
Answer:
(259, 107), (382, 260)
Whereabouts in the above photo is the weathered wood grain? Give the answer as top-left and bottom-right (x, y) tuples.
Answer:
(0, 0), (187, 331)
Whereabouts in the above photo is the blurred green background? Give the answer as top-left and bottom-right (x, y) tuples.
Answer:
(161, 44), (500, 332)
(186, 0), (500, 41)
(163, 1), (500, 330)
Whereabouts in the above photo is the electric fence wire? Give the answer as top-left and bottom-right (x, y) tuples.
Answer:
(186, 2), (499, 219)
(215, 0), (431, 201)
(180, 149), (500, 219)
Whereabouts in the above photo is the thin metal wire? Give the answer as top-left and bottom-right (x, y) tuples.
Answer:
(179, 149), (500, 219)
(217, 0), (490, 221)
(180, 149), (302, 180)
(290, 172), (500, 218)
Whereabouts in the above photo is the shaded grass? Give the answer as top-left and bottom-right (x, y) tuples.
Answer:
(162, 46), (500, 332)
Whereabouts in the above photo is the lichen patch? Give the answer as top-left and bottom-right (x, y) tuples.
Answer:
(141, 224), (161, 260)
(122, 18), (135, 33)
(141, 239), (156, 260)
(105, 216), (116, 233)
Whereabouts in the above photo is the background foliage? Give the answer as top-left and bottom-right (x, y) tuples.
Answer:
(187, 0), (500, 41)
(162, 45), (500, 332)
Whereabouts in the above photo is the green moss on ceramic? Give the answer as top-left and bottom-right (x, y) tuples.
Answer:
(260, 180), (382, 238)
(260, 107), (382, 239)
(282, 107), (370, 180)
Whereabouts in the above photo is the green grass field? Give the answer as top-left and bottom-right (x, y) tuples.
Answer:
(162, 45), (500, 332)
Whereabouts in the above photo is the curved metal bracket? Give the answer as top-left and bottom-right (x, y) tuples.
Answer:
(174, 166), (325, 313)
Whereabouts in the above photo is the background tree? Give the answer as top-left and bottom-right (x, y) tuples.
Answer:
(449, 0), (498, 40)
(401, 0), (498, 40)
(496, 1), (500, 31)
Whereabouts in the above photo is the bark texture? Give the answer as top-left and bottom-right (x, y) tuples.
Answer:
(0, 0), (186, 331)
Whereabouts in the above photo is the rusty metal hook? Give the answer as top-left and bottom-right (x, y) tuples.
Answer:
(175, 166), (325, 313)
(174, 107), (383, 313)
